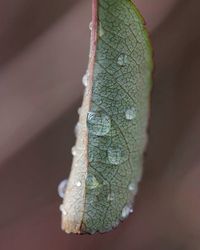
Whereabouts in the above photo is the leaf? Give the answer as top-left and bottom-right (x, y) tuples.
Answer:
(60, 0), (153, 234)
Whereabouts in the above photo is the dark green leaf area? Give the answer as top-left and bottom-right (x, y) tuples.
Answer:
(82, 0), (153, 233)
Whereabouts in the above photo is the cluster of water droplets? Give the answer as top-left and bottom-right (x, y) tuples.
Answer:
(85, 105), (138, 221)
(58, 19), (142, 225)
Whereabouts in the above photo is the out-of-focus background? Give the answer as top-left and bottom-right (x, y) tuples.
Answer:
(0, 0), (200, 249)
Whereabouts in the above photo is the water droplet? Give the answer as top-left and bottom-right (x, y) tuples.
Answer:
(107, 192), (115, 201)
(58, 179), (68, 198)
(87, 112), (111, 136)
(76, 181), (82, 187)
(130, 208), (134, 213)
(108, 146), (128, 165)
(89, 21), (92, 31)
(121, 205), (131, 219)
(59, 204), (67, 216)
(71, 146), (77, 156)
(125, 107), (136, 120)
(117, 54), (128, 66)
(82, 73), (88, 87)
(99, 22), (104, 37)
(86, 174), (99, 189)
(128, 182), (137, 193)
(74, 123), (80, 136)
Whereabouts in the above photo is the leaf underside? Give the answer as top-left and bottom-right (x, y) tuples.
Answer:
(61, 0), (153, 234)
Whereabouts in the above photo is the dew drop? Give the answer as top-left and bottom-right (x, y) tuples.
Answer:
(87, 112), (111, 136)
(82, 72), (88, 87)
(74, 122), (80, 136)
(86, 174), (99, 190)
(117, 54), (128, 66)
(108, 146), (128, 165)
(89, 21), (92, 31)
(71, 146), (77, 156)
(128, 182), (137, 193)
(59, 204), (67, 216)
(121, 205), (131, 219)
(58, 179), (68, 198)
(125, 107), (136, 120)
(76, 181), (82, 187)
(99, 22), (104, 37)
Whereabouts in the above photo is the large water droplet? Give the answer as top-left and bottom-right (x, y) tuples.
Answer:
(87, 112), (111, 136)
(108, 146), (128, 165)
(58, 179), (68, 198)
(121, 205), (131, 219)
(125, 107), (136, 120)
(86, 174), (99, 189)
(117, 54), (128, 66)
(99, 22), (104, 37)
(59, 204), (67, 216)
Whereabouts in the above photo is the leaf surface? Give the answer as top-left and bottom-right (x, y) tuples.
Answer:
(61, 0), (153, 234)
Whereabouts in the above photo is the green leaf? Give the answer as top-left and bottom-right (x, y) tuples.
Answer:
(61, 0), (153, 234)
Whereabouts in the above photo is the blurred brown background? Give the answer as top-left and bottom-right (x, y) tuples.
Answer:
(0, 0), (200, 249)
